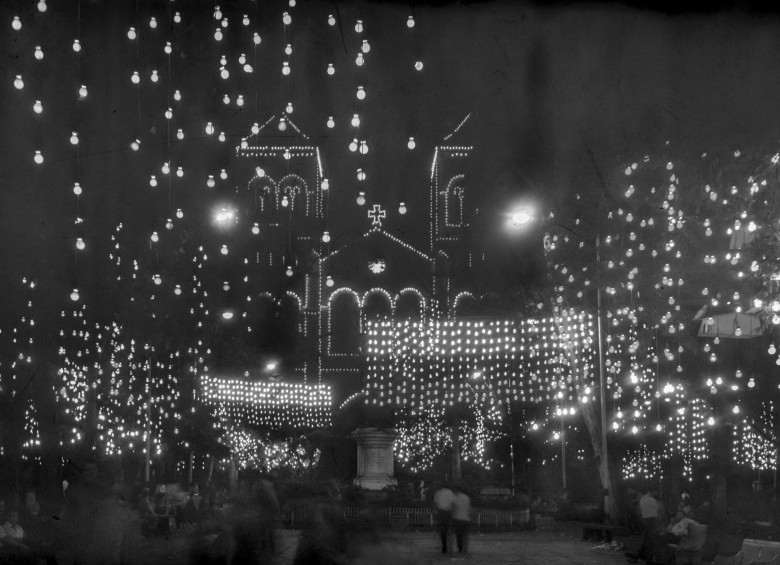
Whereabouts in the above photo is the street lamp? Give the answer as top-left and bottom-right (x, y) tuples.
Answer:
(508, 205), (611, 519)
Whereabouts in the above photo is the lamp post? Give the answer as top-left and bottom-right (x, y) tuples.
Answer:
(509, 207), (612, 520)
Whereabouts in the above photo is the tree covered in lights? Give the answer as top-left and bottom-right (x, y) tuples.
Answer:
(545, 142), (780, 515)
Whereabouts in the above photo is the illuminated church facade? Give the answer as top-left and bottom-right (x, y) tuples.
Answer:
(220, 112), (482, 401)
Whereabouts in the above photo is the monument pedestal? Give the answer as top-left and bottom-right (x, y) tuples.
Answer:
(352, 428), (397, 491)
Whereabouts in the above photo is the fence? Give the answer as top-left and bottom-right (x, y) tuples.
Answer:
(276, 504), (531, 530)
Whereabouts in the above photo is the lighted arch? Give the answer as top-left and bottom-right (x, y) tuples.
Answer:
(248, 175), (279, 213)
(452, 291), (476, 315)
(280, 291), (304, 332)
(279, 174), (312, 215)
(444, 174), (466, 227)
(328, 288), (361, 355)
(395, 288), (426, 319)
(362, 288), (394, 321)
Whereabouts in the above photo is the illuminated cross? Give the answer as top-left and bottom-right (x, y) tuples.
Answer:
(368, 204), (386, 226)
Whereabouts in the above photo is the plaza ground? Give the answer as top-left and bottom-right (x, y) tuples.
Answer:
(124, 518), (631, 565)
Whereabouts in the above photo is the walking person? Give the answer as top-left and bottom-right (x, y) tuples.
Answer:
(638, 486), (660, 564)
(433, 483), (455, 554)
(452, 485), (471, 555)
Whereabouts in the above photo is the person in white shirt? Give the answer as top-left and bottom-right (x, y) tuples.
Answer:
(451, 486), (471, 554)
(433, 484), (455, 554)
(638, 488), (660, 564)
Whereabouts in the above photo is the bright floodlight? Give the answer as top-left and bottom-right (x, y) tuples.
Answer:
(222, 311), (234, 320)
(511, 209), (533, 227)
(215, 208), (234, 222)
(266, 362), (277, 371)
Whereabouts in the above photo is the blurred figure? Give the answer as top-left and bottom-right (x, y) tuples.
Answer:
(292, 502), (351, 565)
(451, 485), (471, 555)
(666, 510), (707, 565)
(230, 481), (264, 565)
(433, 483), (455, 554)
(256, 474), (279, 556)
(188, 502), (231, 565)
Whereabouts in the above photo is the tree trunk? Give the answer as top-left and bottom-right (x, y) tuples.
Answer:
(580, 398), (620, 522)
(452, 419), (462, 482)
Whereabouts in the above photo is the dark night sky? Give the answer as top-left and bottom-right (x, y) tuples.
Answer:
(2, 0), (780, 319)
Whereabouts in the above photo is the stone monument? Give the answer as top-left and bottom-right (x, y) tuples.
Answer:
(352, 428), (397, 490)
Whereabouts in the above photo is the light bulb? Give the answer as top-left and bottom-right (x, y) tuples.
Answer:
(130, 139), (140, 151)
(285, 44), (292, 55)
(14, 75), (23, 90)
(286, 102), (293, 114)
(220, 169), (227, 180)
(255, 167), (265, 178)
(355, 19), (363, 33)
(131, 72), (140, 84)
(72, 39), (81, 52)
(177, 129), (184, 140)
(407, 15), (415, 28)
(357, 192), (366, 205)
(252, 223), (260, 235)
(222, 94), (230, 105)
(70, 132), (79, 145)
(205, 122), (214, 135)
(327, 64), (335, 75)
(12, 16), (22, 31)
(328, 14), (336, 26)
(34, 46), (44, 60)
(149, 175), (157, 187)
(399, 202), (407, 214)
(221, 245), (228, 255)
(176, 166), (184, 177)
(70, 289), (80, 302)
(253, 33), (261, 45)
(151, 232), (159, 243)
(164, 41), (172, 54)
(356, 86), (366, 100)
(282, 62), (291, 75)
(214, 28), (223, 41)
(176, 208), (183, 219)
(236, 95), (244, 107)
(415, 61), (424, 71)
(153, 274), (162, 285)
(161, 162), (170, 175)
(165, 218), (173, 230)
(281, 195), (289, 207)
(408, 137), (416, 149)
(283, 12), (292, 25)
(213, 5), (222, 20)
(78, 85), (88, 99)
(218, 131), (226, 142)
(33, 100), (43, 114)
(322, 231), (331, 243)
(355, 53), (365, 66)
(33, 151), (43, 165)
(359, 141), (369, 154)
(73, 183), (82, 196)
(165, 107), (173, 119)
(220, 67), (229, 79)
(327, 116), (335, 128)
(357, 169), (366, 181)
(76, 238), (85, 250)
(207, 176), (215, 188)
(243, 14), (250, 26)
(326, 276), (334, 287)
(174, 90), (181, 101)
(174, 285), (182, 296)
(321, 178), (329, 190)
(351, 114), (361, 128)
(251, 123), (260, 135)
(349, 139), (358, 152)
(149, 16), (157, 28)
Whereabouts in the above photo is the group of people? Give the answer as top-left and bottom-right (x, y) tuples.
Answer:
(629, 488), (708, 565)
(433, 483), (472, 555)
(0, 495), (57, 564)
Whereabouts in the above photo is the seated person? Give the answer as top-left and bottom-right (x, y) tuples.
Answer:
(667, 511), (706, 565)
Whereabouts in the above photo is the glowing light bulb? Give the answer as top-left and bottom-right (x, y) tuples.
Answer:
(161, 162), (170, 175)
(253, 32), (261, 45)
(177, 128), (184, 140)
(399, 202), (407, 214)
(282, 62), (291, 75)
(70, 132), (79, 145)
(174, 285), (182, 295)
(408, 137), (416, 149)
(176, 208), (183, 219)
(205, 122), (215, 135)
(407, 15), (415, 28)
(33, 151), (43, 165)
(165, 218), (173, 230)
(220, 67), (229, 79)
(357, 169), (366, 181)
(164, 41), (172, 54)
(322, 231), (331, 243)
(356, 86), (366, 100)
(355, 19), (363, 33)
(153, 274), (162, 285)
(174, 90), (182, 101)
(176, 166), (184, 177)
(78, 85), (88, 99)
(283, 12), (292, 25)
(362, 40), (370, 53)
(326, 276), (334, 287)
(218, 132), (226, 142)
(150, 232), (159, 243)
(34, 46), (44, 60)
(327, 64), (335, 75)
(328, 14), (336, 26)
(349, 139), (358, 152)
(131, 71), (140, 84)
(149, 175), (157, 187)
(33, 100), (42, 114)
(221, 245), (228, 255)
(222, 311), (233, 320)
(12, 16), (22, 31)
(14, 75), (24, 90)
(149, 16), (157, 28)
(357, 192), (366, 205)
(359, 141), (368, 155)
(281, 195), (289, 207)
(243, 14), (250, 26)
(327, 116), (335, 128)
(414, 61), (424, 71)
(207, 176), (215, 188)
(286, 266), (293, 277)
(70, 289), (80, 302)
(72, 39), (81, 52)
(76, 238), (85, 250)
(351, 114), (361, 128)
(214, 28), (223, 41)
(356, 53), (365, 66)
(252, 223), (260, 235)
(222, 94), (230, 105)
(73, 183), (82, 196)
(285, 101), (294, 114)
(220, 169), (227, 180)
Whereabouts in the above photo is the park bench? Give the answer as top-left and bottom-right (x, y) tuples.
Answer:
(713, 538), (780, 565)
(582, 522), (618, 542)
